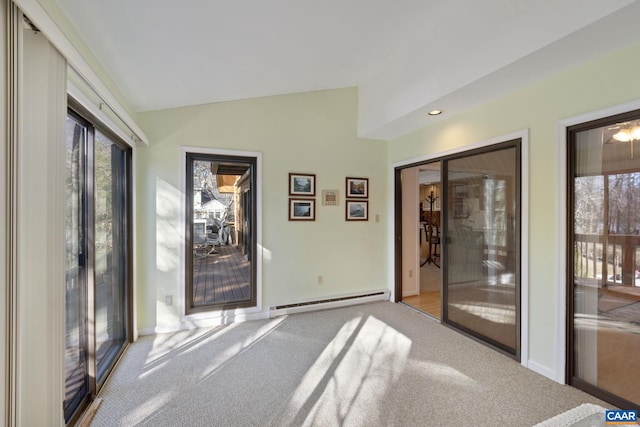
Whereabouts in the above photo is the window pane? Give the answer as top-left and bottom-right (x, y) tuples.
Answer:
(444, 146), (519, 354)
(94, 130), (128, 382)
(608, 173), (640, 235)
(571, 118), (640, 406)
(64, 115), (88, 421)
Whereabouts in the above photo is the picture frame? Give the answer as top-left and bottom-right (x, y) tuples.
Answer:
(345, 200), (368, 221)
(322, 189), (339, 206)
(345, 177), (368, 198)
(289, 173), (316, 197)
(289, 198), (315, 221)
(453, 199), (466, 218)
(453, 184), (467, 198)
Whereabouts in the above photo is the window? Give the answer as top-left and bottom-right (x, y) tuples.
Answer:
(185, 152), (258, 313)
(64, 105), (132, 423)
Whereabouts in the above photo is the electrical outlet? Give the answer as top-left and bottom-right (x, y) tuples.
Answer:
(165, 295), (173, 306)
(317, 275), (324, 285)
(409, 270), (413, 278)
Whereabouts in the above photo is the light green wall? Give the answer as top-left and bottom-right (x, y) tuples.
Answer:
(389, 42), (640, 372)
(136, 88), (388, 331)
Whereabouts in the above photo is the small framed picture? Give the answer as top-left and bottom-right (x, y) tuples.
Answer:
(322, 189), (339, 206)
(289, 173), (316, 196)
(453, 199), (466, 218)
(346, 200), (368, 221)
(289, 198), (315, 221)
(346, 177), (368, 198)
(453, 184), (467, 198)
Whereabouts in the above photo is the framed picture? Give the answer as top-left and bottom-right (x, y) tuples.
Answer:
(289, 173), (316, 196)
(346, 177), (368, 198)
(453, 184), (467, 198)
(346, 200), (368, 221)
(289, 198), (315, 221)
(322, 189), (339, 206)
(453, 199), (466, 218)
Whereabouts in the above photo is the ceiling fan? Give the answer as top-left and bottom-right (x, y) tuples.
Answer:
(604, 120), (640, 158)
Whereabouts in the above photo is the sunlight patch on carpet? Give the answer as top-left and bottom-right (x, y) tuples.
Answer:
(281, 315), (412, 426)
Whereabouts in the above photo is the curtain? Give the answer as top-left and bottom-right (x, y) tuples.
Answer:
(8, 4), (68, 424)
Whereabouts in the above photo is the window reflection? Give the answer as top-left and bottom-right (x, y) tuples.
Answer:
(445, 144), (519, 355)
(571, 116), (640, 407)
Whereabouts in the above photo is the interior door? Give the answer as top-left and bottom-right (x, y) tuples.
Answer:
(442, 141), (521, 359)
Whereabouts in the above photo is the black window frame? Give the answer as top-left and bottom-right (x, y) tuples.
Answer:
(566, 108), (640, 411)
(185, 152), (258, 314)
(64, 99), (133, 425)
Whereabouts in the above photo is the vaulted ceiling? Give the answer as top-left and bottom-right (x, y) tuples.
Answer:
(48, 0), (640, 139)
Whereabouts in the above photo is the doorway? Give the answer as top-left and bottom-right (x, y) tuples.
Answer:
(395, 139), (522, 360)
(399, 162), (442, 319)
(185, 152), (258, 313)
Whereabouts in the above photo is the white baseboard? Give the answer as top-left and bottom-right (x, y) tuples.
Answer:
(528, 359), (561, 383)
(137, 327), (156, 337)
(137, 310), (270, 336)
(269, 290), (390, 318)
(137, 290), (390, 336)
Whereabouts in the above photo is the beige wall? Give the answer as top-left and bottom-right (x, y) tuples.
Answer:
(401, 167), (419, 297)
(388, 42), (640, 377)
(136, 88), (388, 332)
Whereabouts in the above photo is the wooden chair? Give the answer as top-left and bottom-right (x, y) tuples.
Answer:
(421, 222), (441, 268)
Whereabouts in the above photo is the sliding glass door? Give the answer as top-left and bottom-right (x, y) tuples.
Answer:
(64, 108), (131, 423)
(443, 141), (521, 358)
(94, 130), (129, 382)
(568, 111), (640, 409)
(64, 114), (89, 421)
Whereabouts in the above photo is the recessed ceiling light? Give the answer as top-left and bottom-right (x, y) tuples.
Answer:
(428, 109), (443, 116)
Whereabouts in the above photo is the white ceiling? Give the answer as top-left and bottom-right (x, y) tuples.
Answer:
(49, 0), (640, 140)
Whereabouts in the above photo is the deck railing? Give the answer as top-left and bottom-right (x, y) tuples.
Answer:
(575, 233), (640, 287)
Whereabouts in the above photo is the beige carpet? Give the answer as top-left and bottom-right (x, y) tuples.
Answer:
(91, 302), (611, 426)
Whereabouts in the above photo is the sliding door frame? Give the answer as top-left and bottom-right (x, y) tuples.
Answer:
(392, 130), (529, 366)
(65, 101), (133, 425)
(565, 108), (640, 410)
(556, 100), (640, 384)
(441, 139), (522, 361)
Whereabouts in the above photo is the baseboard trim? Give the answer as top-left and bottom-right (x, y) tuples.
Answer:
(137, 310), (270, 336)
(137, 291), (391, 336)
(268, 290), (390, 318)
(137, 327), (156, 337)
(528, 359), (560, 383)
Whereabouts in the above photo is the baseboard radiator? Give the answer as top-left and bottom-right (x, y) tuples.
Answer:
(268, 290), (390, 318)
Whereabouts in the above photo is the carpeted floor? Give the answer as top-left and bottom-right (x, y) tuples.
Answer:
(90, 301), (610, 426)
